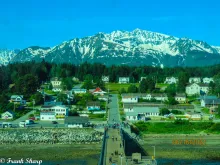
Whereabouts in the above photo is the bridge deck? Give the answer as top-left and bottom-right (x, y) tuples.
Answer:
(105, 128), (126, 165)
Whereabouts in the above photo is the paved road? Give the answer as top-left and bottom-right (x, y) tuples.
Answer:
(105, 94), (126, 165)
(108, 94), (120, 124)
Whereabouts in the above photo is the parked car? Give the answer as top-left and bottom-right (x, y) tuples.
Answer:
(52, 121), (58, 124)
(2, 122), (12, 128)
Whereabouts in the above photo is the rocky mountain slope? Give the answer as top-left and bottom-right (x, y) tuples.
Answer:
(1, 29), (220, 67)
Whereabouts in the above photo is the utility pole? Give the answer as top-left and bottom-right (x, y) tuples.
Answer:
(152, 146), (155, 159)
(33, 99), (35, 113)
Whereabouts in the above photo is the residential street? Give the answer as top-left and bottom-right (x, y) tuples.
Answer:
(105, 94), (126, 165)
(108, 94), (120, 125)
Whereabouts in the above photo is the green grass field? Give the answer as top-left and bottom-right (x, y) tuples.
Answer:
(155, 83), (169, 88)
(202, 108), (210, 114)
(105, 83), (139, 93)
(134, 121), (220, 134)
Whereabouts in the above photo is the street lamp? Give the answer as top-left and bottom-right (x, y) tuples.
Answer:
(120, 155), (123, 165)
(152, 146), (155, 159)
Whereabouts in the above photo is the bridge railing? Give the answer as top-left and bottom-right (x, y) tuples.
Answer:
(98, 129), (107, 165)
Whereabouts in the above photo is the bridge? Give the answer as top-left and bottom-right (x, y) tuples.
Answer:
(98, 94), (157, 165)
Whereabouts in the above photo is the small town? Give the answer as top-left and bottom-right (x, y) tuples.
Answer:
(1, 1), (220, 164)
(0, 62), (220, 164)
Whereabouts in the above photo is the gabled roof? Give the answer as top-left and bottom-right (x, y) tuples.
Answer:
(11, 95), (23, 99)
(93, 87), (106, 93)
(44, 102), (63, 106)
(186, 83), (209, 87)
(41, 105), (68, 109)
(199, 95), (218, 100)
(65, 116), (89, 124)
(133, 107), (160, 113)
(2, 110), (15, 115)
(126, 107), (159, 116)
(203, 99), (220, 105)
(124, 103), (162, 109)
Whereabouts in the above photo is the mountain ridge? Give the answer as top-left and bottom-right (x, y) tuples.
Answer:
(1, 29), (220, 67)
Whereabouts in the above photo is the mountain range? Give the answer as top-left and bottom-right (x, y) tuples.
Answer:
(1, 28), (220, 67)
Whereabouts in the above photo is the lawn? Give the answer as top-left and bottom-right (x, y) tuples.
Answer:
(44, 89), (57, 95)
(202, 108), (210, 114)
(105, 83), (139, 93)
(155, 83), (169, 88)
(134, 121), (219, 134)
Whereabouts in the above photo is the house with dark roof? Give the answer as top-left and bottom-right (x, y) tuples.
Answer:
(186, 83), (209, 96)
(201, 98), (220, 107)
(175, 93), (186, 103)
(65, 116), (89, 128)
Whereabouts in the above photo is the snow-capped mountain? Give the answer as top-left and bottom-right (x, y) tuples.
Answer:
(3, 29), (220, 66)
(0, 49), (19, 65)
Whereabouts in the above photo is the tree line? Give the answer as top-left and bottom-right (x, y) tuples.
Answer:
(1, 60), (220, 94)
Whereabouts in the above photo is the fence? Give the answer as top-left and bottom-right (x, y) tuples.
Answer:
(98, 129), (107, 165)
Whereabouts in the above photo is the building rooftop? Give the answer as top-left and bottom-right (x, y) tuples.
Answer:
(65, 116), (89, 124)
(87, 101), (101, 106)
(44, 101), (63, 106)
(126, 107), (159, 116)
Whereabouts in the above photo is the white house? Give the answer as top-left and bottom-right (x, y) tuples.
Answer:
(65, 116), (89, 128)
(51, 77), (62, 87)
(190, 114), (202, 120)
(1, 111), (14, 120)
(186, 83), (209, 96)
(119, 77), (129, 84)
(72, 88), (87, 94)
(10, 95), (23, 103)
(189, 77), (201, 83)
(139, 77), (147, 83)
(40, 112), (56, 120)
(203, 77), (214, 84)
(40, 105), (69, 120)
(175, 93), (186, 103)
(102, 76), (109, 83)
(121, 94), (138, 103)
(126, 107), (159, 121)
(145, 93), (168, 101)
(52, 87), (62, 92)
(164, 77), (178, 84)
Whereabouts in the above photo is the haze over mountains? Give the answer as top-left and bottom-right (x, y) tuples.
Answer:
(1, 29), (220, 67)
